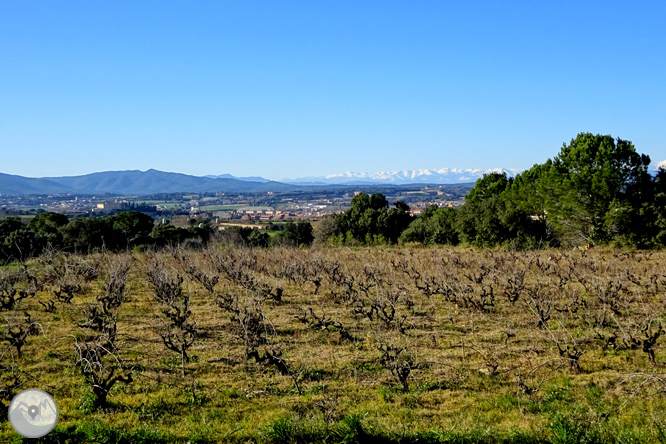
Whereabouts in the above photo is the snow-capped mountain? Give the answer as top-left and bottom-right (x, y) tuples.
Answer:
(283, 168), (522, 185)
(657, 160), (666, 171)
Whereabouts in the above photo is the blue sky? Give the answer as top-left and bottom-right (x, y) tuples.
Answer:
(2, 1), (665, 179)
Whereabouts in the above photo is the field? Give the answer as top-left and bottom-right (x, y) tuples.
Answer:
(2, 246), (666, 443)
(134, 200), (182, 209)
(198, 205), (246, 211)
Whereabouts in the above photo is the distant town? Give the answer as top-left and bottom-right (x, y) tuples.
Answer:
(0, 184), (471, 228)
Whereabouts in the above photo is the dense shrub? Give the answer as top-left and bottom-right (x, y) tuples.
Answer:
(0, 211), (213, 263)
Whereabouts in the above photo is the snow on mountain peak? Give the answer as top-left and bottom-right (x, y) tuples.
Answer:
(285, 168), (522, 185)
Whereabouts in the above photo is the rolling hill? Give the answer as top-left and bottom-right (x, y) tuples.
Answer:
(0, 170), (298, 195)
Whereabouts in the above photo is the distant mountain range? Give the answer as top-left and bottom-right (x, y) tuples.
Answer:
(0, 168), (518, 196)
(204, 174), (271, 183)
(0, 170), (296, 196)
(4, 162), (662, 196)
(283, 168), (522, 185)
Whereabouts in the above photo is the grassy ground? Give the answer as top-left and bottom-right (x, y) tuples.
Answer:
(2, 246), (666, 443)
(199, 205), (245, 211)
(135, 200), (182, 209)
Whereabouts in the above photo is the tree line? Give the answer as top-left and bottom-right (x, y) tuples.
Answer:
(0, 210), (317, 264)
(219, 221), (314, 248)
(317, 133), (666, 249)
(0, 212), (212, 264)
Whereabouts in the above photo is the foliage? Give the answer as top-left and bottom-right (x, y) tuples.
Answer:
(465, 171), (512, 203)
(0, 211), (214, 263)
(219, 225), (271, 247)
(399, 132), (664, 249)
(399, 205), (459, 245)
(333, 193), (412, 244)
(0, 217), (38, 264)
(151, 220), (210, 248)
(272, 221), (314, 246)
(60, 216), (118, 252)
(313, 215), (340, 246)
(537, 133), (651, 245)
(28, 212), (69, 250)
(399, 172), (553, 248)
(456, 195), (553, 248)
(113, 211), (154, 247)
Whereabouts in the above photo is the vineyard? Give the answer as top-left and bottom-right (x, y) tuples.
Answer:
(2, 246), (666, 443)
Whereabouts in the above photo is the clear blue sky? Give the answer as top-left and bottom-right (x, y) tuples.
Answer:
(2, 1), (665, 179)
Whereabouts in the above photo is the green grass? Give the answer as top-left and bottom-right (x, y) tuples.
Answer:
(135, 200), (182, 208)
(199, 204), (245, 211)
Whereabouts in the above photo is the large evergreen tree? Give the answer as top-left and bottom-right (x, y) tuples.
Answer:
(334, 193), (412, 244)
(540, 133), (651, 245)
(399, 205), (459, 245)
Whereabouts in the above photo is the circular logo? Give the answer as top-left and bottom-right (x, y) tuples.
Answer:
(8, 389), (58, 438)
